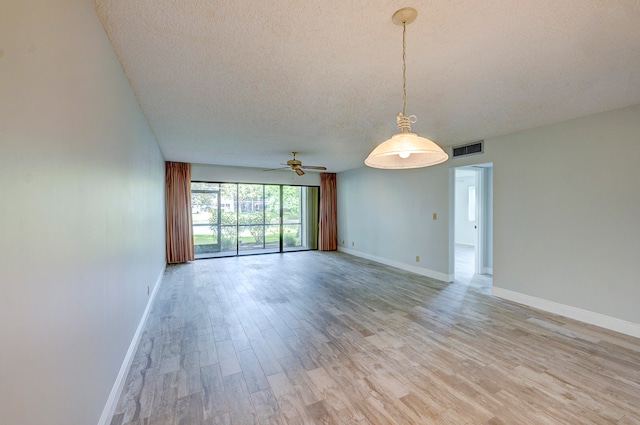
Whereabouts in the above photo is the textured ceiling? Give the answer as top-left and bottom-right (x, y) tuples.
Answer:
(94, 0), (640, 173)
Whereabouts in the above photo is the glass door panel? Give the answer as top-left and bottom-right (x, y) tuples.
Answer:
(237, 184), (263, 253)
(283, 185), (319, 251)
(236, 184), (281, 254)
(219, 183), (238, 255)
(282, 185), (302, 251)
(192, 182), (220, 257)
(264, 185), (281, 251)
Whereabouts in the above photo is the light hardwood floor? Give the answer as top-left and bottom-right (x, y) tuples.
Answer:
(454, 244), (492, 293)
(110, 251), (640, 425)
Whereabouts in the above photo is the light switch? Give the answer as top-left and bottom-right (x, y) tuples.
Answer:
(432, 213), (437, 220)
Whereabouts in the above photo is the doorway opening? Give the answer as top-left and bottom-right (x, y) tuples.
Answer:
(452, 164), (493, 292)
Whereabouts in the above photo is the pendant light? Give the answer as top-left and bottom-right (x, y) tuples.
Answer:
(365, 7), (448, 169)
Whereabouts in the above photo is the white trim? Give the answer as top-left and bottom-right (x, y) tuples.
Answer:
(492, 286), (640, 338)
(473, 168), (483, 275)
(338, 247), (453, 282)
(483, 267), (493, 275)
(97, 265), (166, 425)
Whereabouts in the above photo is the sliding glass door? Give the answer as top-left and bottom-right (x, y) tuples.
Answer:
(191, 182), (318, 258)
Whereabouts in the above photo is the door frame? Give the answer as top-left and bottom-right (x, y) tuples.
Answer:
(449, 163), (493, 279)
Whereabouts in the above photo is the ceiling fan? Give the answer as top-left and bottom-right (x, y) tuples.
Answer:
(266, 152), (327, 176)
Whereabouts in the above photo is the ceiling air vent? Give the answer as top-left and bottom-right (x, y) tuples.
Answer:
(452, 141), (483, 158)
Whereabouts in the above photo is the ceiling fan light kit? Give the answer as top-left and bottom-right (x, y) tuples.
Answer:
(365, 7), (449, 170)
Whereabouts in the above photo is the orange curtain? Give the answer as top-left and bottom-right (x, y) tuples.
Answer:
(165, 162), (194, 263)
(319, 173), (337, 251)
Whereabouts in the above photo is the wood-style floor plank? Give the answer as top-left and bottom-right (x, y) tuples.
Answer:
(111, 251), (640, 425)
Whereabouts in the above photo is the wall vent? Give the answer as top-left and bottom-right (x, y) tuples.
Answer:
(452, 141), (483, 158)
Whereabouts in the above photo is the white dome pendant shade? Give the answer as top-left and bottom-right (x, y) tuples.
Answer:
(364, 118), (448, 169)
(365, 7), (448, 170)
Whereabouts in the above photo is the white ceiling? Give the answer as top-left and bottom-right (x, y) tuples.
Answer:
(95, 0), (640, 173)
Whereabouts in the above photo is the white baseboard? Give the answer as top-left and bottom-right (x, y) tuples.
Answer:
(483, 267), (493, 275)
(337, 246), (452, 282)
(97, 264), (166, 425)
(492, 286), (640, 338)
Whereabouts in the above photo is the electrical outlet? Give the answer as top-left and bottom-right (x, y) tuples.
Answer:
(352, 241), (355, 246)
(416, 255), (420, 262)
(342, 240), (345, 245)
(147, 286), (150, 296)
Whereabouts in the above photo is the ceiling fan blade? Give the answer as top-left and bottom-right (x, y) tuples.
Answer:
(263, 167), (289, 172)
(272, 153), (322, 175)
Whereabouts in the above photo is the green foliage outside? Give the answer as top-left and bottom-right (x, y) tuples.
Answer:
(283, 233), (297, 247)
(194, 232), (299, 248)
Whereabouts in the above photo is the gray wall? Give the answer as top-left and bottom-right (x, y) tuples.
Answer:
(337, 165), (451, 281)
(0, 1), (166, 424)
(492, 104), (640, 325)
(337, 103), (640, 330)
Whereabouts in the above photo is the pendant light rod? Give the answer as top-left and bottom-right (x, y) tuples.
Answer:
(397, 21), (414, 134)
(402, 21), (407, 118)
(395, 7), (417, 134)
